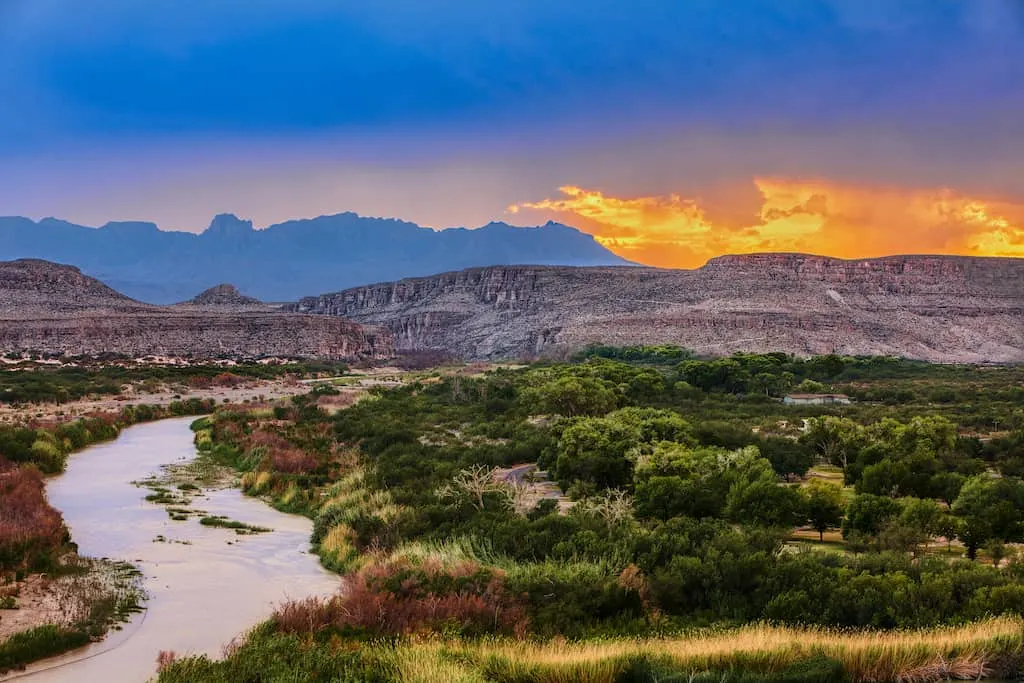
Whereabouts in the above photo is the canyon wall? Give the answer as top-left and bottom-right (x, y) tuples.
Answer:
(289, 254), (1024, 363)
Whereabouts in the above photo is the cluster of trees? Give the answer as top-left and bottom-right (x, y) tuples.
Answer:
(800, 414), (1024, 559)
(199, 351), (1024, 638)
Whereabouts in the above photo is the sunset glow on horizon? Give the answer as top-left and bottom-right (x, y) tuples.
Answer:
(2, 1), (1023, 264)
(510, 179), (1024, 267)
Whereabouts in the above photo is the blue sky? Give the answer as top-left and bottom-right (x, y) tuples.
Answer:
(0, 0), (1022, 263)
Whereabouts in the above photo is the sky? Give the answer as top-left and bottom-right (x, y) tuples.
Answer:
(1, 0), (1022, 266)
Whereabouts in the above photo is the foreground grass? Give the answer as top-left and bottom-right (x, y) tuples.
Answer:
(158, 617), (1024, 682)
(0, 625), (90, 674)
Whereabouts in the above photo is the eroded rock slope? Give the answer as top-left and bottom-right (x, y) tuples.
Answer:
(289, 254), (1024, 363)
(0, 260), (391, 360)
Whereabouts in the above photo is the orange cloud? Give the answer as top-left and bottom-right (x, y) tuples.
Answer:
(508, 179), (1024, 267)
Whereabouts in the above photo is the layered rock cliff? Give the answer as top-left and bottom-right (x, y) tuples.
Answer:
(289, 254), (1024, 363)
(0, 260), (392, 360)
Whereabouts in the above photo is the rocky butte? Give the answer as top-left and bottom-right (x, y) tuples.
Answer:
(289, 254), (1024, 364)
(0, 259), (392, 360)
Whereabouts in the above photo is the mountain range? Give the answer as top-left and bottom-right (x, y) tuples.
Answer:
(0, 213), (631, 303)
(0, 253), (1020, 364)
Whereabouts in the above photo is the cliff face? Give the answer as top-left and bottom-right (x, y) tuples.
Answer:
(0, 260), (392, 360)
(0, 314), (390, 360)
(290, 255), (1024, 363)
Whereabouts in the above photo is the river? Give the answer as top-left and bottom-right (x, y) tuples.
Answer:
(3, 417), (339, 683)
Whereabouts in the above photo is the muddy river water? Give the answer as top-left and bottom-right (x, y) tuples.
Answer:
(4, 417), (339, 682)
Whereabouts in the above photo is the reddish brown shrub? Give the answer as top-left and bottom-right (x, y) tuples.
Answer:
(211, 373), (245, 388)
(155, 651), (178, 672)
(273, 559), (528, 638)
(0, 463), (67, 571)
(187, 375), (214, 389)
(270, 448), (319, 474)
(272, 596), (342, 634)
(247, 429), (292, 451)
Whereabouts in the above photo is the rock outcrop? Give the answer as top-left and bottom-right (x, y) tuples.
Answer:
(185, 284), (263, 307)
(289, 254), (1024, 363)
(0, 260), (392, 360)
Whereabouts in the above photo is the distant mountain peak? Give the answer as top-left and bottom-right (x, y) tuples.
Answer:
(187, 283), (262, 306)
(204, 213), (254, 236)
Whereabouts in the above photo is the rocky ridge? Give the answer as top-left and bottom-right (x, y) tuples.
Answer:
(289, 254), (1024, 363)
(184, 284), (264, 308)
(0, 260), (392, 360)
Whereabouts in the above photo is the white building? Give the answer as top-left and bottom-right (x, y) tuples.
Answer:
(783, 393), (851, 406)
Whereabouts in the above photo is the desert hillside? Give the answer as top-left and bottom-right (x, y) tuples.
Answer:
(0, 259), (392, 360)
(289, 254), (1024, 363)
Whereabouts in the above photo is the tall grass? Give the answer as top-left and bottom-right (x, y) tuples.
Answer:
(402, 617), (1024, 682)
(157, 618), (1024, 682)
(0, 625), (90, 674)
(312, 467), (404, 573)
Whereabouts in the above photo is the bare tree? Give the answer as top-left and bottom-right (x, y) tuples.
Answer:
(436, 464), (499, 510)
(496, 478), (534, 516)
(579, 489), (634, 527)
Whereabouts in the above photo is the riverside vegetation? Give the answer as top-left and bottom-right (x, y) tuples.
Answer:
(152, 350), (1024, 682)
(0, 397), (215, 673)
(0, 361), (359, 672)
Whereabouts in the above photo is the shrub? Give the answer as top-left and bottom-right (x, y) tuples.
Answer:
(274, 558), (527, 638)
(0, 462), (67, 572)
(0, 624), (90, 673)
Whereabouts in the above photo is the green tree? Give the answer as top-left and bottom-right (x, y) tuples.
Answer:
(930, 472), (966, 507)
(725, 475), (803, 528)
(857, 459), (910, 497)
(952, 475), (1024, 559)
(886, 497), (944, 556)
(802, 417), (865, 471)
(525, 376), (618, 417)
(934, 513), (961, 554)
(759, 437), (814, 481)
(801, 479), (845, 541)
(554, 417), (638, 491)
(842, 494), (901, 540)
(635, 444), (773, 521)
(984, 539), (1009, 568)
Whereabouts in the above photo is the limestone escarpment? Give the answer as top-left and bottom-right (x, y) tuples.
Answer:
(289, 255), (1024, 363)
(0, 260), (392, 360)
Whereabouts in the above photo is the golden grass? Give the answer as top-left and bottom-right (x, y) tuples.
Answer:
(255, 471), (273, 493)
(386, 537), (486, 568)
(321, 524), (357, 559)
(383, 618), (1024, 683)
(381, 647), (488, 683)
